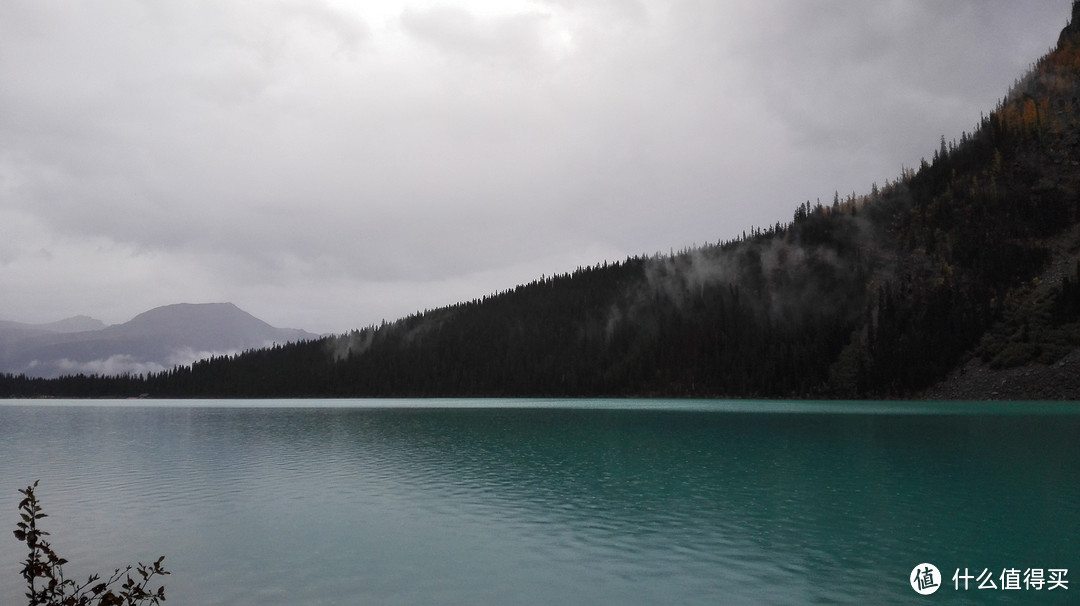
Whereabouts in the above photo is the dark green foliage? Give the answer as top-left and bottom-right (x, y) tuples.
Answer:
(975, 261), (1080, 369)
(14, 481), (169, 606)
(823, 18), (1080, 396)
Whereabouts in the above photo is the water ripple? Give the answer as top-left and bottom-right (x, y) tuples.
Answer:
(1, 403), (1077, 605)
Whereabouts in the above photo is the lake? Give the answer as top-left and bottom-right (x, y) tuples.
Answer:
(1, 399), (1077, 605)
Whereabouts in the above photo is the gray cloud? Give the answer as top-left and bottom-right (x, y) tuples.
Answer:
(400, 5), (555, 65)
(0, 0), (1071, 334)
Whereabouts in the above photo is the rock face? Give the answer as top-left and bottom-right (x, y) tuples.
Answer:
(0, 303), (317, 378)
(1059, 1), (1080, 48)
(922, 349), (1080, 401)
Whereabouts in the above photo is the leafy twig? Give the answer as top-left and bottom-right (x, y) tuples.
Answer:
(13, 481), (169, 606)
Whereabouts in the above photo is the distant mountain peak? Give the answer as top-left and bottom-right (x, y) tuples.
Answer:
(114, 302), (293, 341)
(0, 315), (106, 334)
(126, 302), (255, 325)
(0, 302), (316, 379)
(48, 315), (108, 333)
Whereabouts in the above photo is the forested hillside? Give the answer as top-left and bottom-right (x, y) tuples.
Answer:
(6, 6), (1080, 400)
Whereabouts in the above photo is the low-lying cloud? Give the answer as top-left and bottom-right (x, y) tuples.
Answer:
(34, 355), (168, 378)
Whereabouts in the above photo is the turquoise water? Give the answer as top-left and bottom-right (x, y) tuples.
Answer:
(1, 399), (1077, 605)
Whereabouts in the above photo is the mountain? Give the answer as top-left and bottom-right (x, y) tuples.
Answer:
(0, 315), (108, 335)
(6, 7), (1080, 399)
(0, 303), (317, 379)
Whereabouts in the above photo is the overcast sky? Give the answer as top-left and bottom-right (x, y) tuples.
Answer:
(0, 1), (1072, 334)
